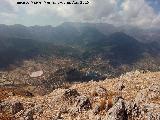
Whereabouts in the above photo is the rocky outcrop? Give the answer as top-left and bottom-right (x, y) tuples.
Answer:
(105, 98), (127, 120)
(0, 71), (160, 120)
(0, 101), (24, 115)
(76, 96), (92, 111)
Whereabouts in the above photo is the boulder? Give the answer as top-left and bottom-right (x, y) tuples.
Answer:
(76, 96), (91, 111)
(105, 98), (127, 120)
(63, 89), (79, 98)
(12, 101), (24, 114)
(23, 108), (34, 120)
(0, 101), (24, 115)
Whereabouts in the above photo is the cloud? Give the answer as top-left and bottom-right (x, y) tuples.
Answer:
(102, 0), (160, 28)
(0, 0), (159, 28)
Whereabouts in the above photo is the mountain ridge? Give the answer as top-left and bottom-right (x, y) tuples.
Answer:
(0, 22), (160, 69)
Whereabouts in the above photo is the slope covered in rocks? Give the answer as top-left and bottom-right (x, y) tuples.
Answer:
(0, 70), (160, 120)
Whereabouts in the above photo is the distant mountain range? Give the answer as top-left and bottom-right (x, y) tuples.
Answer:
(1, 22), (160, 43)
(0, 22), (160, 68)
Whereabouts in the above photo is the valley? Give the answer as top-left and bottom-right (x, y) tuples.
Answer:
(0, 22), (160, 120)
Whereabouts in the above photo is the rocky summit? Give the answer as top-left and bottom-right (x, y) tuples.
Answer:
(0, 70), (160, 120)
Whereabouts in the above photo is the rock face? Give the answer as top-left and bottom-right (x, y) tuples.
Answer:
(0, 71), (160, 120)
(76, 96), (91, 111)
(105, 98), (127, 120)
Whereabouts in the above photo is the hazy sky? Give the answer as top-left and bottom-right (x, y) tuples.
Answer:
(0, 0), (160, 28)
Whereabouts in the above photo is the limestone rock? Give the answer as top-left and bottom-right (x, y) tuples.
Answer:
(11, 101), (24, 114)
(23, 108), (34, 120)
(105, 98), (127, 120)
(63, 89), (80, 100)
(76, 96), (91, 111)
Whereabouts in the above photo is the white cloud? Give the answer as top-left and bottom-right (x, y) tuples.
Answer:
(120, 0), (156, 26)
(103, 0), (160, 28)
(0, 0), (160, 28)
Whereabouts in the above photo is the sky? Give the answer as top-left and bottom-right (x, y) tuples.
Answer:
(0, 0), (160, 28)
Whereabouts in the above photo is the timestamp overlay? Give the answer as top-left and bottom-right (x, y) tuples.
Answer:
(16, 1), (90, 5)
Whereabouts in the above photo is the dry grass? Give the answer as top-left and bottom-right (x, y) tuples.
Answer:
(0, 87), (33, 101)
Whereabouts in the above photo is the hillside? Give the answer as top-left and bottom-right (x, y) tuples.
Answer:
(0, 23), (160, 70)
(0, 70), (160, 120)
(0, 23), (159, 119)
(0, 37), (80, 68)
(0, 23), (160, 100)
